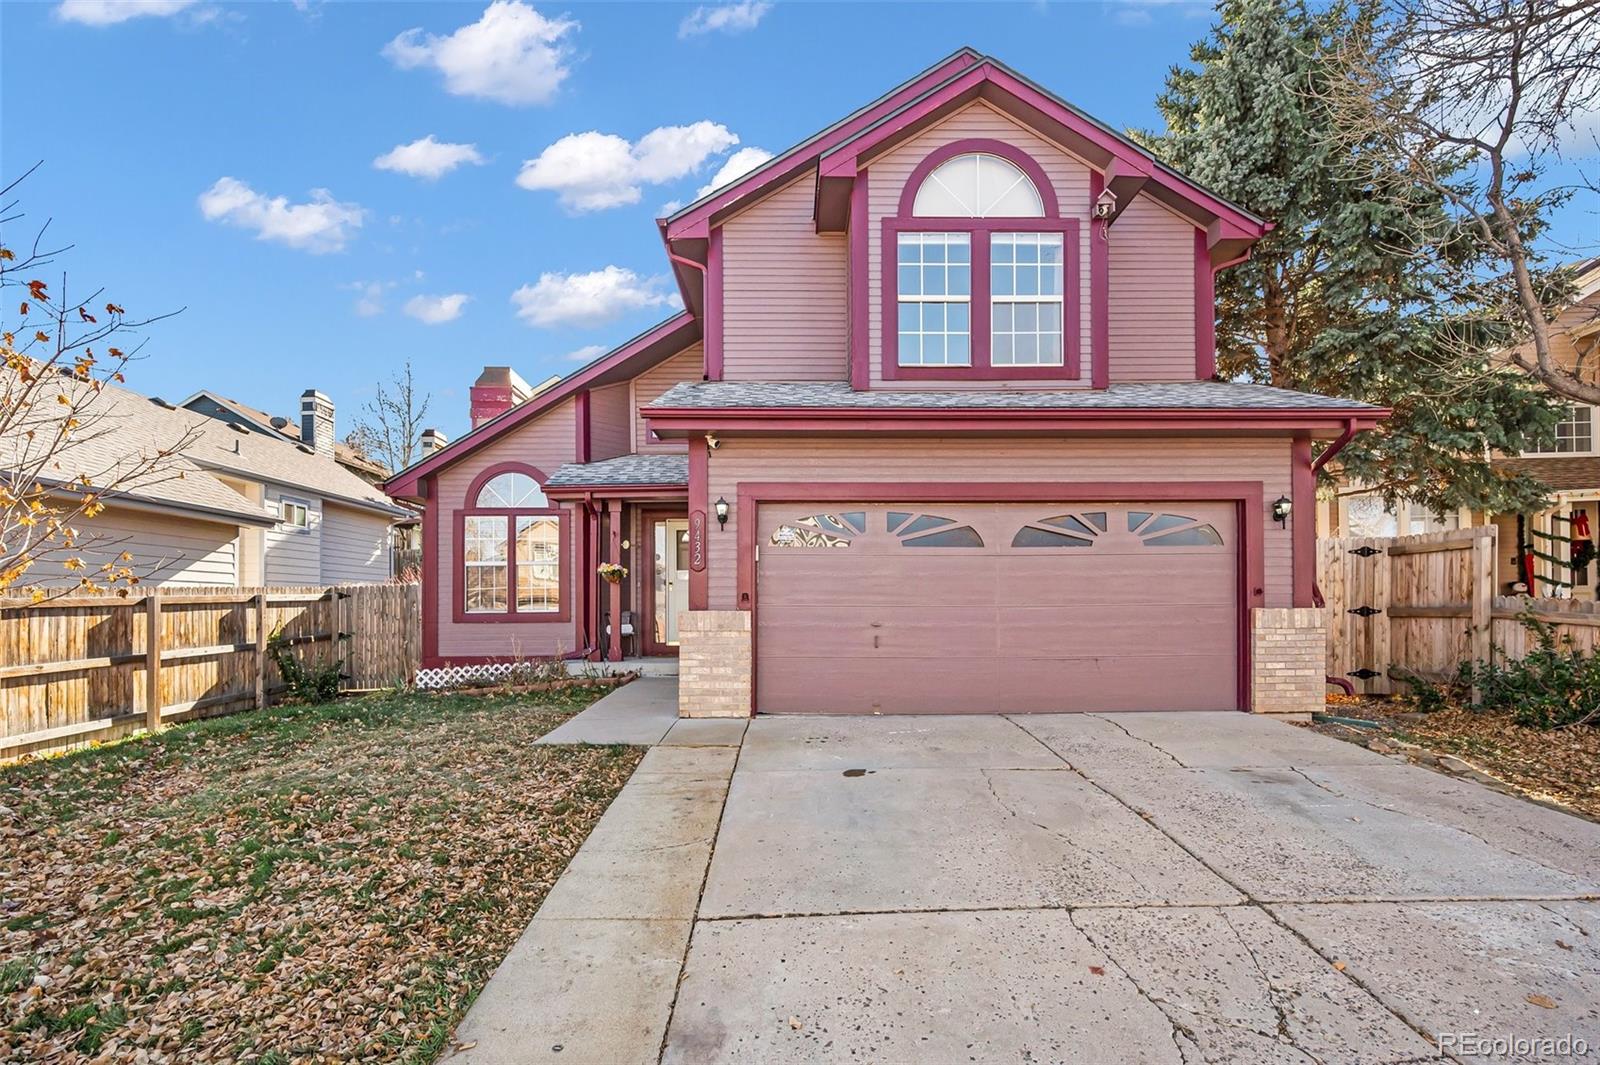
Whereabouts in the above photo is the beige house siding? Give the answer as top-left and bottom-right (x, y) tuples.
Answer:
(50, 505), (241, 589)
(264, 485), (321, 586)
(320, 503), (392, 584)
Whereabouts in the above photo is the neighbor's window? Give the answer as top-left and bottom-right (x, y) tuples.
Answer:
(897, 232), (971, 367)
(1531, 405), (1595, 455)
(279, 499), (310, 530)
(462, 467), (562, 617)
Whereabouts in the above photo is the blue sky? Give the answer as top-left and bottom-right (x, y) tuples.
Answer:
(5, 0), (1593, 443)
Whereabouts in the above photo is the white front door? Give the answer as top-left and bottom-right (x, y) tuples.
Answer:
(654, 519), (691, 647)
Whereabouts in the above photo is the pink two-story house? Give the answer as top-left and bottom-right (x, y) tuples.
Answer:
(384, 49), (1385, 717)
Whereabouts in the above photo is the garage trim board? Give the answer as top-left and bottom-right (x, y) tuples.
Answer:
(737, 481), (1266, 715)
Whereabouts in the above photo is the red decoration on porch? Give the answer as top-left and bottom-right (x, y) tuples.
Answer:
(689, 510), (707, 572)
(1572, 510), (1592, 539)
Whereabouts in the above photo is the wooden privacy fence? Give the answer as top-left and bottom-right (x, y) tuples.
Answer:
(1319, 525), (1600, 695)
(0, 582), (421, 760)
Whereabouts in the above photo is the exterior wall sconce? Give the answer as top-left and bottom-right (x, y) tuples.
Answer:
(1272, 495), (1292, 528)
(714, 496), (730, 528)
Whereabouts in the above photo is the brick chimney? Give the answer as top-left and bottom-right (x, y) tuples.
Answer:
(300, 389), (335, 458)
(469, 367), (533, 427)
(419, 428), (448, 455)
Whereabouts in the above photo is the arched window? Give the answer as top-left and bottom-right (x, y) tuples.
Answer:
(885, 140), (1079, 382)
(458, 465), (567, 620)
(912, 153), (1045, 219)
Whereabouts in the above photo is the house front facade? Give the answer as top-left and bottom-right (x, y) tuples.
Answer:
(384, 49), (1384, 716)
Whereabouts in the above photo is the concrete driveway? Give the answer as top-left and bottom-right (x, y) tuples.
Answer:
(454, 710), (1600, 1064)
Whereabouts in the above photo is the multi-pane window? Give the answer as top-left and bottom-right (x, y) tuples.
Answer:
(464, 516), (509, 613)
(462, 469), (562, 617)
(911, 153), (1044, 218)
(1548, 405), (1594, 454)
(515, 516), (560, 613)
(990, 233), (1064, 366)
(279, 499), (309, 530)
(896, 232), (971, 366)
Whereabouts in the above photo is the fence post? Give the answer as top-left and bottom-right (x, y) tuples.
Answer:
(254, 592), (268, 709)
(143, 591), (162, 732)
(1469, 531), (1494, 700)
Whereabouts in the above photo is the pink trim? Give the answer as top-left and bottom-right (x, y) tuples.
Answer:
(585, 502), (601, 660)
(1291, 436), (1315, 608)
(734, 480), (1266, 714)
(1089, 170), (1109, 389)
(574, 390), (592, 464)
(450, 506), (572, 626)
(643, 407), (1391, 437)
(639, 506), (688, 657)
(384, 312), (697, 497)
(880, 216), (1081, 381)
(688, 435), (709, 610)
(849, 171), (870, 390)
(1194, 228), (1216, 380)
(705, 228), (724, 380)
(421, 476), (439, 666)
(606, 499), (623, 661)
(893, 138), (1062, 217)
(543, 484), (688, 501)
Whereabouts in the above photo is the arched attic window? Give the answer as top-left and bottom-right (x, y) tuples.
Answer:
(888, 141), (1078, 381)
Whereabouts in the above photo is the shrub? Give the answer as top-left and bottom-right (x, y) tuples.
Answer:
(1459, 613), (1600, 730)
(267, 624), (343, 705)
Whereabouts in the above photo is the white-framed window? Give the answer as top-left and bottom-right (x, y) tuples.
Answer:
(514, 515), (560, 613)
(912, 153), (1044, 219)
(990, 232), (1065, 366)
(463, 515), (508, 613)
(896, 231), (971, 367)
(279, 498), (310, 531)
(1528, 404), (1595, 455)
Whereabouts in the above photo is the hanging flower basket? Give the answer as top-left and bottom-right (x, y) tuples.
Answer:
(597, 562), (628, 585)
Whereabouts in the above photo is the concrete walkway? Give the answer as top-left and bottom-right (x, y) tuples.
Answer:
(454, 711), (1600, 1064)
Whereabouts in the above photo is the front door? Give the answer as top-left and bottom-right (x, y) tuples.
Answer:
(647, 517), (691, 654)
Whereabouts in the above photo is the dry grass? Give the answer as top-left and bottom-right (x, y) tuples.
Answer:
(1317, 696), (1600, 820)
(0, 687), (642, 1063)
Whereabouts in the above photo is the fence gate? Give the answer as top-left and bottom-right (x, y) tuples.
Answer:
(1317, 527), (1495, 696)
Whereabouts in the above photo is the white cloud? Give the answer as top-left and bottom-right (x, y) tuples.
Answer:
(658, 199), (685, 216)
(511, 267), (678, 328)
(565, 344), (608, 362)
(383, 1), (577, 106)
(404, 293), (471, 324)
(55, 0), (196, 25)
(679, 1), (771, 38)
(373, 136), (486, 181)
(696, 146), (774, 198)
(517, 122), (739, 211)
(198, 177), (364, 254)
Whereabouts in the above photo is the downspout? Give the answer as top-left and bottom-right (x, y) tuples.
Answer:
(1312, 418), (1362, 696)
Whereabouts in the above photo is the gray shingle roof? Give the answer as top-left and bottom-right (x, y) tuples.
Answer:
(546, 454), (689, 488)
(647, 380), (1382, 412)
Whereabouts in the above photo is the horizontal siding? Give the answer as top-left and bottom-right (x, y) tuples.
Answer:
(435, 398), (581, 658)
(589, 382), (632, 461)
(320, 503), (392, 584)
(264, 486), (320, 586)
(1109, 194), (1199, 382)
(632, 345), (702, 454)
(720, 171), (848, 381)
(867, 101), (1094, 390)
(703, 435), (1295, 610)
(30, 505), (240, 589)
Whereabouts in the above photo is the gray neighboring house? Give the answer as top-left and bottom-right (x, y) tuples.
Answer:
(21, 379), (408, 590)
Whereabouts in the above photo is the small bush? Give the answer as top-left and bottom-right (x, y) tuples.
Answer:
(1459, 613), (1600, 730)
(267, 625), (343, 705)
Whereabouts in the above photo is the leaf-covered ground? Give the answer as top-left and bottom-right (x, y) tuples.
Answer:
(0, 687), (643, 1063)
(1314, 696), (1600, 820)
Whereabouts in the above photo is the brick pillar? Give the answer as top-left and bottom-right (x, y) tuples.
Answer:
(678, 611), (751, 718)
(1250, 607), (1328, 719)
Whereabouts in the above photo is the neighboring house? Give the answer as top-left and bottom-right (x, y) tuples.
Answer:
(1319, 258), (1600, 598)
(182, 388), (391, 483)
(383, 49), (1385, 715)
(13, 378), (408, 590)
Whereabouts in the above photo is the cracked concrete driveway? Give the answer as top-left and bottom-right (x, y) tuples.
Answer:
(456, 712), (1600, 1064)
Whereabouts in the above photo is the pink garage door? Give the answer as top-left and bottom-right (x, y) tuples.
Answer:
(755, 502), (1240, 714)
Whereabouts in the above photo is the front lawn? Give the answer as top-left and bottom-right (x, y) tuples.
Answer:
(0, 686), (642, 1063)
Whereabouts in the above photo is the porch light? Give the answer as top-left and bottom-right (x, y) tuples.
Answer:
(1272, 495), (1292, 527)
(714, 496), (730, 529)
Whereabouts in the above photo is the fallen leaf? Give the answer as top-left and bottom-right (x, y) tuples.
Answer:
(1556, 939), (1573, 951)
(788, 1016), (803, 1030)
(1332, 961), (1347, 972)
(1089, 965), (1105, 976)
(1526, 993), (1558, 1009)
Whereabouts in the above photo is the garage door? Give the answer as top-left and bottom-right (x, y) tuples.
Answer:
(755, 501), (1239, 714)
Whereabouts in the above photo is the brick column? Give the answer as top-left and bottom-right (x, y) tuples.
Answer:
(1250, 607), (1328, 719)
(678, 611), (751, 718)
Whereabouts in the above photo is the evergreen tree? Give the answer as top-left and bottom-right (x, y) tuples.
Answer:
(1142, 0), (1556, 514)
